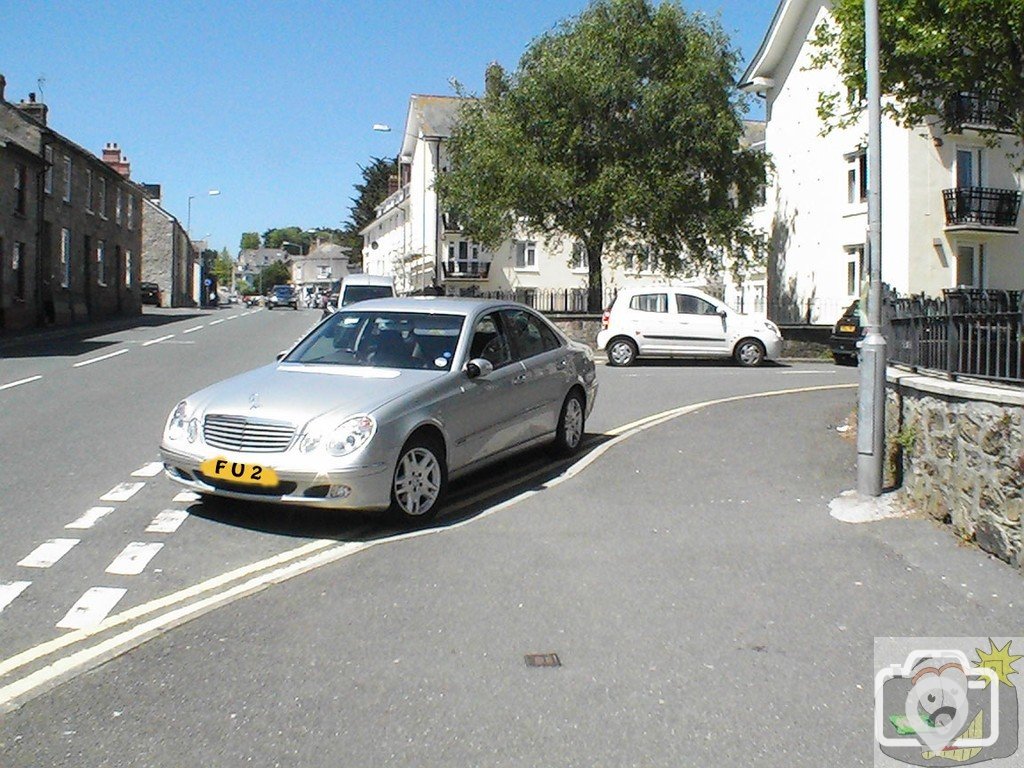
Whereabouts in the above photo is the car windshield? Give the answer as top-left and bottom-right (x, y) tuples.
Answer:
(285, 311), (464, 370)
(274, 286), (293, 296)
(341, 285), (394, 305)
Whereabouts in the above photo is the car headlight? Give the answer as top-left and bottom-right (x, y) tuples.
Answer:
(300, 415), (376, 456)
(764, 320), (781, 336)
(166, 400), (200, 443)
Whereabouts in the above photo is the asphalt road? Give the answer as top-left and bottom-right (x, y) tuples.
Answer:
(1, 308), (1021, 766)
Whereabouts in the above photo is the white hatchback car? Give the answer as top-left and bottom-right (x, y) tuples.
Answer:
(596, 286), (784, 367)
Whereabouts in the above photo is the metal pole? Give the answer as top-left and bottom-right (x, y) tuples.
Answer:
(186, 195), (194, 237)
(856, 0), (887, 496)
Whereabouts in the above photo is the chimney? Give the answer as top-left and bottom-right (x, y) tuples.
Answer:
(0, 74), (6, 102)
(387, 174), (400, 195)
(17, 92), (48, 126)
(102, 142), (131, 178)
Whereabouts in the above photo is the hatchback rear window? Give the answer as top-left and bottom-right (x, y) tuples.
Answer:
(629, 293), (668, 313)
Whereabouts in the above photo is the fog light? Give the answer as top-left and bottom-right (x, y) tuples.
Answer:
(328, 484), (352, 499)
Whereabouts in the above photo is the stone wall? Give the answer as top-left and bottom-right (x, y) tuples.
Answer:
(887, 370), (1024, 567)
(548, 314), (602, 347)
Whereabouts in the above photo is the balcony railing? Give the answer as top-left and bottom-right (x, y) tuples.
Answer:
(442, 261), (491, 280)
(942, 187), (1021, 229)
(375, 183), (410, 218)
(945, 93), (1011, 132)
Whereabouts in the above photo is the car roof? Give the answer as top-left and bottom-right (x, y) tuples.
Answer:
(333, 296), (537, 315)
(343, 274), (395, 287)
(616, 284), (722, 301)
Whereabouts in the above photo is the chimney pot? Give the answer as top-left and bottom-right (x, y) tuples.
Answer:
(0, 74), (6, 101)
(28, 92), (36, 103)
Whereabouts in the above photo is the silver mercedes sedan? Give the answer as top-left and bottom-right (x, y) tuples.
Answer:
(160, 297), (598, 521)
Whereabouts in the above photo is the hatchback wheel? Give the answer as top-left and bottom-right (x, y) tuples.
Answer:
(734, 338), (766, 367)
(552, 389), (586, 456)
(390, 436), (447, 522)
(607, 338), (637, 367)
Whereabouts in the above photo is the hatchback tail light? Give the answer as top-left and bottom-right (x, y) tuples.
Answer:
(601, 309), (610, 330)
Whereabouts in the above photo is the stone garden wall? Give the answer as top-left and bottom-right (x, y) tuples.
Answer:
(887, 370), (1024, 566)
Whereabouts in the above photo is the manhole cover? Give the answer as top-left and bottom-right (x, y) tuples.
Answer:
(525, 653), (561, 667)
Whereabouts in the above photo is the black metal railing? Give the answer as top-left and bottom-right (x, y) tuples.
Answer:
(942, 187), (1021, 228)
(447, 286), (617, 314)
(945, 93), (1010, 131)
(888, 288), (1024, 385)
(442, 261), (491, 280)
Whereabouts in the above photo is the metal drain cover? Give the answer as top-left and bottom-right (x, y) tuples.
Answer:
(525, 653), (561, 667)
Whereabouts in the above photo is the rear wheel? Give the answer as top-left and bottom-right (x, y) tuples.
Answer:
(389, 435), (447, 523)
(607, 338), (637, 367)
(552, 389), (586, 456)
(734, 338), (766, 367)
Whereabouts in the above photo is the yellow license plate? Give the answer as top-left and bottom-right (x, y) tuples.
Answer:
(200, 457), (279, 487)
(839, 324), (856, 333)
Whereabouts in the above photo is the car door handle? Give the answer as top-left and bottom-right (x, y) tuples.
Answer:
(512, 373), (528, 385)
(556, 358), (567, 370)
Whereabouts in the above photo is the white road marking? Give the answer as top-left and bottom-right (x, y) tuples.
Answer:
(0, 582), (31, 613)
(17, 539), (80, 569)
(182, 325), (204, 334)
(65, 507), (115, 530)
(100, 482), (145, 502)
(225, 315), (239, 321)
(57, 588), (127, 630)
(72, 348), (128, 368)
(776, 369), (836, 375)
(172, 491), (200, 503)
(105, 542), (164, 575)
(142, 334), (174, 347)
(131, 462), (164, 477)
(209, 318), (225, 326)
(0, 375), (42, 391)
(145, 510), (188, 534)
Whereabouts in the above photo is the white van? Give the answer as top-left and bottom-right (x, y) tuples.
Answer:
(596, 285), (784, 367)
(338, 274), (396, 307)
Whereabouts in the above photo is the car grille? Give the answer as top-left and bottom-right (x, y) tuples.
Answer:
(203, 414), (296, 453)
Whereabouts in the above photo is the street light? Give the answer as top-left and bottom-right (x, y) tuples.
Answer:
(372, 124), (392, 132)
(186, 189), (220, 237)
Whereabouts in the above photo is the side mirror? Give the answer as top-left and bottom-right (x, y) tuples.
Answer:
(464, 358), (494, 380)
(718, 309), (728, 318)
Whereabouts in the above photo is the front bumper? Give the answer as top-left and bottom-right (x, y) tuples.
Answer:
(159, 443), (393, 510)
(764, 335), (784, 360)
(829, 333), (861, 356)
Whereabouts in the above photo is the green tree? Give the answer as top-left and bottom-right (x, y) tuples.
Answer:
(212, 248), (234, 287)
(240, 232), (261, 250)
(812, 0), (1024, 144)
(435, 0), (767, 306)
(341, 157), (398, 269)
(257, 261), (292, 292)
(263, 226), (308, 250)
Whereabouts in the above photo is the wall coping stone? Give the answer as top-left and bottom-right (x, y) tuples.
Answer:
(887, 366), (1024, 407)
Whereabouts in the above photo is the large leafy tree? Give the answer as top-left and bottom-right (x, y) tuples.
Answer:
(340, 157), (399, 268)
(435, 0), (767, 305)
(813, 0), (1024, 144)
(240, 232), (261, 250)
(261, 226), (345, 252)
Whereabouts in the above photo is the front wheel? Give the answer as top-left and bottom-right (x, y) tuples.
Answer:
(607, 338), (637, 367)
(389, 436), (447, 522)
(734, 338), (766, 367)
(552, 389), (586, 456)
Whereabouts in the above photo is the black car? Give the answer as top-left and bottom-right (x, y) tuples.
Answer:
(140, 282), (162, 306)
(829, 300), (861, 365)
(267, 284), (298, 310)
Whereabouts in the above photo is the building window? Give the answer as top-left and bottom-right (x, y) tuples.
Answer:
(956, 147), (982, 187)
(847, 150), (867, 204)
(845, 245), (865, 296)
(98, 177), (107, 219)
(316, 265), (330, 279)
(61, 227), (72, 287)
(97, 239), (106, 285)
(13, 242), (25, 300)
(85, 169), (93, 213)
(44, 145), (53, 195)
(514, 240), (536, 270)
(116, 189), (123, 226)
(14, 164), (27, 215)
(127, 195), (135, 229)
(125, 250), (132, 287)
(63, 156), (72, 203)
(570, 242), (588, 272)
(956, 243), (985, 287)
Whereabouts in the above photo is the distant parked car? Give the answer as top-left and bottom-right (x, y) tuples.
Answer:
(596, 285), (784, 367)
(267, 284), (298, 310)
(140, 282), (162, 306)
(829, 301), (861, 365)
(323, 275), (397, 318)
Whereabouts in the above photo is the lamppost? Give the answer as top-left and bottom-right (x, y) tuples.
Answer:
(186, 189), (220, 237)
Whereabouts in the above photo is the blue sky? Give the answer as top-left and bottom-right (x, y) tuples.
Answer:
(4, 0), (775, 254)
